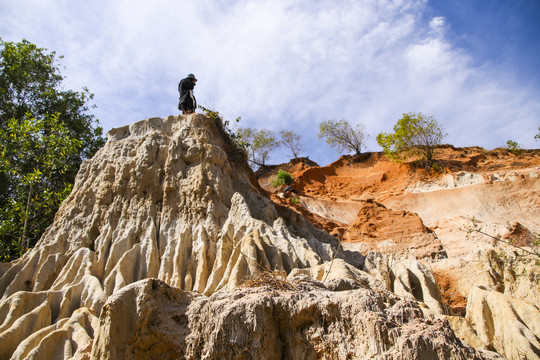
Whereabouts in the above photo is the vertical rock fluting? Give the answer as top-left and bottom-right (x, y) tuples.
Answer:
(0, 114), (521, 359)
(0, 115), (340, 359)
(89, 278), (495, 360)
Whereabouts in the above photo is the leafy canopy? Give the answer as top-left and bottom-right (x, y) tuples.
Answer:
(318, 119), (369, 155)
(279, 130), (304, 159)
(0, 38), (104, 158)
(0, 114), (81, 261)
(237, 127), (280, 167)
(506, 140), (522, 156)
(0, 38), (105, 261)
(376, 112), (446, 162)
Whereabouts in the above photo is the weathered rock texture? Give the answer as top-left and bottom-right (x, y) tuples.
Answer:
(90, 278), (496, 360)
(0, 115), (343, 359)
(466, 286), (540, 360)
(1, 115), (538, 359)
(342, 199), (444, 259)
(261, 147), (540, 359)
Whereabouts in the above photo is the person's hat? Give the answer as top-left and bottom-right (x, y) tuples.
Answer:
(186, 73), (197, 80)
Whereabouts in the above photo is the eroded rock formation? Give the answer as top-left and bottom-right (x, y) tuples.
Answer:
(261, 146), (540, 359)
(0, 114), (538, 359)
(90, 278), (497, 360)
(0, 115), (343, 359)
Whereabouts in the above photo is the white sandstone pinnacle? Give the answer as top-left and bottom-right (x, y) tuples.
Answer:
(0, 114), (346, 359)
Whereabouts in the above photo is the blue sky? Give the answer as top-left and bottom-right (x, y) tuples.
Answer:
(429, 0), (540, 83)
(1, 0), (539, 166)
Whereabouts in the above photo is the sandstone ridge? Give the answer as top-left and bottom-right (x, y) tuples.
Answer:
(261, 145), (540, 359)
(0, 114), (538, 359)
(0, 114), (346, 359)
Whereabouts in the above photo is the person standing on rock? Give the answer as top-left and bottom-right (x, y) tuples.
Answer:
(178, 73), (197, 114)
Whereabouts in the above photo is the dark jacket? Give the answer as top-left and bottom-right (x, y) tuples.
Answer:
(178, 78), (197, 113)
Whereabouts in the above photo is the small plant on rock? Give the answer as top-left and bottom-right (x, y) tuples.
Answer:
(271, 169), (294, 187)
(242, 268), (296, 291)
(506, 140), (522, 156)
(464, 217), (540, 267)
(431, 162), (443, 173)
(198, 105), (249, 162)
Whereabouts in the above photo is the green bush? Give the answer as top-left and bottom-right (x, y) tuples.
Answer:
(506, 140), (522, 156)
(271, 170), (293, 187)
(431, 163), (442, 173)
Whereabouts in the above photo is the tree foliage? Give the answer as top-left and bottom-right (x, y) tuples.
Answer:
(506, 140), (522, 156)
(0, 114), (81, 260)
(0, 38), (105, 261)
(279, 130), (304, 159)
(318, 119), (369, 155)
(535, 126), (540, 141)
(376, 112), (446, 162)
(237, 127), (280, 167)
(0, 39), (104, 157)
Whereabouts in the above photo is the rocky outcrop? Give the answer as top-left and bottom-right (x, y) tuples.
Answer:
(0, 275), (102, 359)
(447, 285), (540, 360)
(466, 286), (540, 360)
(259, 146), (540, 359)
(342, 199), (444, 259)
(90, 278), (496, 360)
(1, 114), (538, 359)
(0, 115), (344, 359)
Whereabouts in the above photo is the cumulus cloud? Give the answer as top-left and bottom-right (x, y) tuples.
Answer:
(1, 0), (538, 165)
(429, 16), (446, 33)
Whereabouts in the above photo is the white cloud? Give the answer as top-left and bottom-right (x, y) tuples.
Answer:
(429, 16), (446, 33)
(1, 0), (538, 165)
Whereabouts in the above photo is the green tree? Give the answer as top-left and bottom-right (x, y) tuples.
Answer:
(0, 114), (81, 261)
(0, 39), (104, 157)
(506, 140), (522, 155)
(318, 119), (369, 155)
(237, 127), (280, 166)
(376, 112), (446, 162)
(279, 130), (304, 159)
(0, 38), (105, 261)
(535, 126), (540, 141)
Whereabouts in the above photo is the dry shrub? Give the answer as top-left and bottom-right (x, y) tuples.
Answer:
(241, 269), (297, 291)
